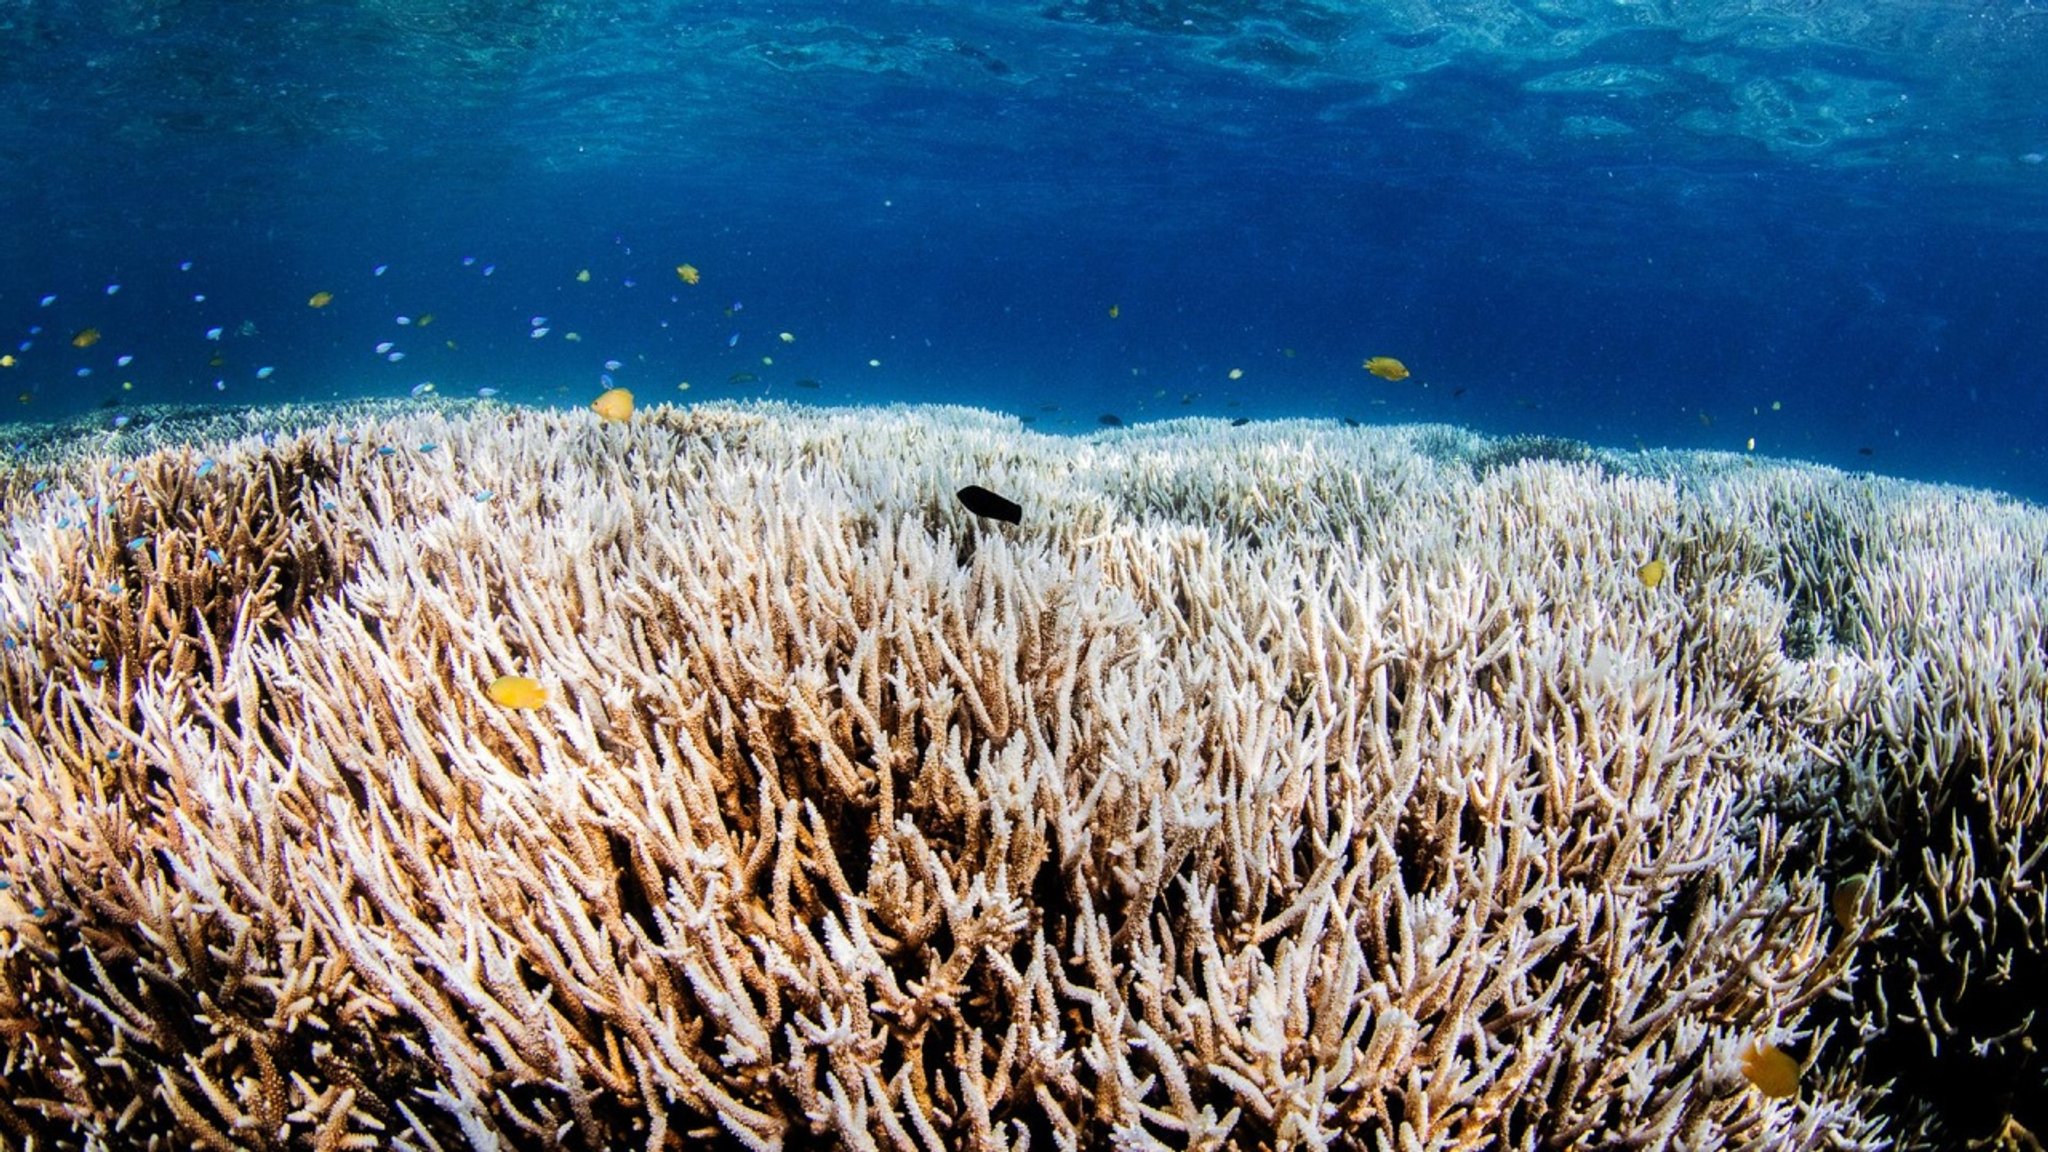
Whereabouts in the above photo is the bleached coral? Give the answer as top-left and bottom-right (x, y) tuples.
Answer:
(0, 402), (2038, 1149)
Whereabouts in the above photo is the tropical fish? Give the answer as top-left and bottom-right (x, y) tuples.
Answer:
(416, 313), (434, 326)
(205, 327), (224, 341)
(957, 485), (1022, 524)
(1832, 874), (1869, 930)
(1228, 368), (1244, 380)
(779, 332), (795, 344)
(1108, 304), (1120, 318)
(308, 291), (333, 308)
(1739, 1040), (1798, 1099)
(376, 342), (395, 354)
(727, 332), (740, 348)
(1638, 558), (1667, 590)
(71, 328), (101, 348)
(1364, 356), (1409, 381)
(728, 372), (758, 384)
(677, 264), (700, 284)
(0, 356), (12, 368)
(576, 269), (591, 282)
(256, 366), (276, 379)
(1099, 413), (1124, 427)
(487, 675), (547, 709)
(530, 327), (550, 339)
(794, 378), (821, 389)
(591, 386), (634, 422)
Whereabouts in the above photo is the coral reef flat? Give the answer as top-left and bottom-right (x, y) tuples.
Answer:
(0, 400), (2042, 1150)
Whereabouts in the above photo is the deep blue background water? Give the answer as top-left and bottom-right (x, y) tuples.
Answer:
(5, 2), (2046, 500)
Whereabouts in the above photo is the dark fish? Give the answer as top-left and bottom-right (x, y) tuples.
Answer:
(1451, 387), (1467, 398)
(1230, 417), (1249, 427)
(794, 378), (821, 389)
(1857, 446), (1874, 456)
(1098, 413), (1123, 427)
(728, 372), (759, 384)
(1342, 416), (1360, 427)
(957, 485), (1022, 524)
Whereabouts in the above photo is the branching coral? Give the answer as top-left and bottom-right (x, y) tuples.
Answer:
(0, 402), (2039, 1150)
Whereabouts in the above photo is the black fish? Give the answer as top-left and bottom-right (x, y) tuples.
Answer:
(794, 378), (822, 389)
(1857, 446), (1874, 456)
(1098, 413), (1123, 427)
(1230, 417), (1250, 427)
(729, 371), (759, 384)
(957, 485), (1022, 524)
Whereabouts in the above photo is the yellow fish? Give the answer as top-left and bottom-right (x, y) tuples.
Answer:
(1228, 368), (1244, 380)
(487, 675), (547, 709)
(676, 264), (700, 285)
(1363, 356), (1408, 381)
(1638, 558), (1667, 589)
(416, 313), (434, 326)
(591, 386), (634, 422)
(576, 269), (591, 283)
(71, 327), (102, 348)
(308, 291), (333, 308)
(1108, 304), (1120, 319)
(1739, 1040), (1799, 1099)
(1832, 874), (1869, 930)
(778, 331), (795, 344)
(0, 355), (13, 368)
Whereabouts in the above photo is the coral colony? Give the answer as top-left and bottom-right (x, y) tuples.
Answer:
(0, 400), (2042, 1150)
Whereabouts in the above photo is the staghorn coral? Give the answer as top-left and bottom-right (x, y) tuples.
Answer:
(0, 401), (2040, 1150)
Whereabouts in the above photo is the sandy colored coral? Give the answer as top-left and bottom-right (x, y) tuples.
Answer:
(0, 401), (2041, 1150)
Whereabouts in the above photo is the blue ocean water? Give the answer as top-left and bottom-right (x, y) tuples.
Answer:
(4, 2), (2045, 500)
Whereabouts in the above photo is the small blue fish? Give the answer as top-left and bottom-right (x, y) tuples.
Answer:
(418, 442), (438, 453)
(116, 354), (133, 367)
(530, 327), (550, 339)
(376, 445), (396, 457)
(105, 283), (120, 295)
(256, 366), (275, 379)
(31, 479), (49, 494)
(89, 658), (108, 672)
(396, 316), (412, 326)
(319, 500), (336, 511)
(196, 458), (215, 476)
(179, 260), (193, 271)
(600, 372), (615, 389)
(386, 351), (406, 362)
(374, 263), (388, 276)
(75, 367), (91, 377)
(475, 490), (495, 502)
(530, 316), (548, 328)
(604, 359), (623, 371)
(205, 548), (225, 565)
(193, 293), (206, 302)
(409, 381), (433, 397)
(120, 469), (136, 483)
(727, 332), (740, 348)
(462, 256), (477, 266)
(476, 387), (499, 398)
(110, 413), (131, 429)
(108, 581), (121, 593)
(483, 264), (495, 276)
(622, 277), (637, 288)
(38, 294), (54, 307)
(730, 300), (743, 312)
(205, 327), (224, 341)
(214, 380), (226, 391)
(377, 342), (395, 354)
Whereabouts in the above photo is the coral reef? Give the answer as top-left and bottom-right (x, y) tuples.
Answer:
(0, 402), (2041, 1150)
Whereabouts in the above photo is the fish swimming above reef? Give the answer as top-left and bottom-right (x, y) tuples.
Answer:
(1363, 356), (1409, 381)
(957, 485), (1022, 524)
(487, 675), (547, 709)
(591, 387), (633, 422)
(1098, 413), (1124, 427)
